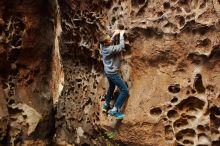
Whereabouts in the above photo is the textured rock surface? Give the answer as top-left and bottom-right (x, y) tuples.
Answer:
(0, 0), (56, 145)
(54, 1), (103, 145)
(0, 0), (220, 146)
(56, 0), (220, 146)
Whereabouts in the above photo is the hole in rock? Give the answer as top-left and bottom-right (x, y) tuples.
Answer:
(209, 45), (220, 61)
(23, 115), (27, 119)
(174, 118), (188, 128)
(176, 134), (183, 141)
(11, 36), (22, 47)
(168, 84), (180, 93)
(185, 13), (195, 20)
(131, 0), (146, 7)
(76, 79), (82, 82)
(165, 126), (174, 139)
(137, 0), (145, 5)
(199, 0), (207, 9)
(206, 85), (214, 92)
(165, 125), (174, 140)
(157, 11), (164, 17)
(8, 99), (15, 105)
(164, 22), (178, 31)
(163, 118), (168, 121)
(167, 104), (172, 108)
(183, 139), (194, 144)
(111, 17), (116, 24)
(185, 114), (198, 120)
(212, 129), (220, 135)
(197, 26), (212, 35)
(130, 10), (135, 16)
(174, 6), (183, 13)
(212, 141), (220, 146)
(165, 125), (173, 133)
(9, 82), (15, 87)
(167, 110), (178, 118)
(176, 16), (185, 26)
(188, 79), (191, 83)
(163, 2), (170, 9)
(176, 96), (205, 111)
(179, 16), (185, 26)
(14, 17), (25, 30)
(113, 7), (119, 12)
(194, 73), (205, 93)
(186, 90), (190, 94)
(7, 49), (20, 62)
(2, 82), (8, 89)
(118, 24), (124, 29)
(191, 89), (196, 94)
(171, 96), (178, 103)
(197, 125), (205, 131)
(175, 129), (196, 140)
(197, 38), (211, 47)
(96, 115), (100, 121)
(187, 52), (208, 64)
(178, 0), (190, 5)
(8, 106), (23, 115)
(150, 107), (162, 116)
(210, 106), (220, 115)
(103, 0), (113, 9)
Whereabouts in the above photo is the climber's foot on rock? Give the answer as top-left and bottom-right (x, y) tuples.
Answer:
(102, 102), (110, 112)
(108, 109), (125, 119)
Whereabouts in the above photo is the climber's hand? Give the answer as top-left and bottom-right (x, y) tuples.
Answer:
(114, 29), (120, 34)
(120, 30), (125, 35)
(112, 29), (120, 38)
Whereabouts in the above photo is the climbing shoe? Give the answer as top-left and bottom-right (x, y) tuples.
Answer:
(108, 109), (125, 119)
(102, 102), (110, 112)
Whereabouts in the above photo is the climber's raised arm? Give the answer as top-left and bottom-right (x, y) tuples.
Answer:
(107, 30), (125, 54)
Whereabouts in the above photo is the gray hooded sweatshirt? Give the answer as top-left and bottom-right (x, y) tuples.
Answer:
(100, 33), (125, 74)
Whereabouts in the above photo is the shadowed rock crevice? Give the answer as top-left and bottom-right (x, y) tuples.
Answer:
(168, 84), (181, 93)
(150, 107), (162, 116)
(0, 0), (57, 145)
(193, 73), (205, 93)
(176, 96), (205, 111)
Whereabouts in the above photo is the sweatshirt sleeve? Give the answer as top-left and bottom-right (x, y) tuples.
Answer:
(107, 33), (125, 54)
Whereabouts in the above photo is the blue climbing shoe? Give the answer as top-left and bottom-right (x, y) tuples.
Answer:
(102, 102), (110, 112)
(108, 109), (125, 119)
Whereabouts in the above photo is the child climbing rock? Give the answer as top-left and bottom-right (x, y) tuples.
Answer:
(99, 29), (128, 119)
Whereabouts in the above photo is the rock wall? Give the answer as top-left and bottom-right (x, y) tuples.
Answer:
(0, 0), (56, 145)
(56, 0), (220, 146)
(0, 0), (220, 146)
(55, 1), (104, 145)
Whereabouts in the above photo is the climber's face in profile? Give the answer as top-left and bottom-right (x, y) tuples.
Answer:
(99, 34), (112, 46)
(104, 38), (112, 46)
